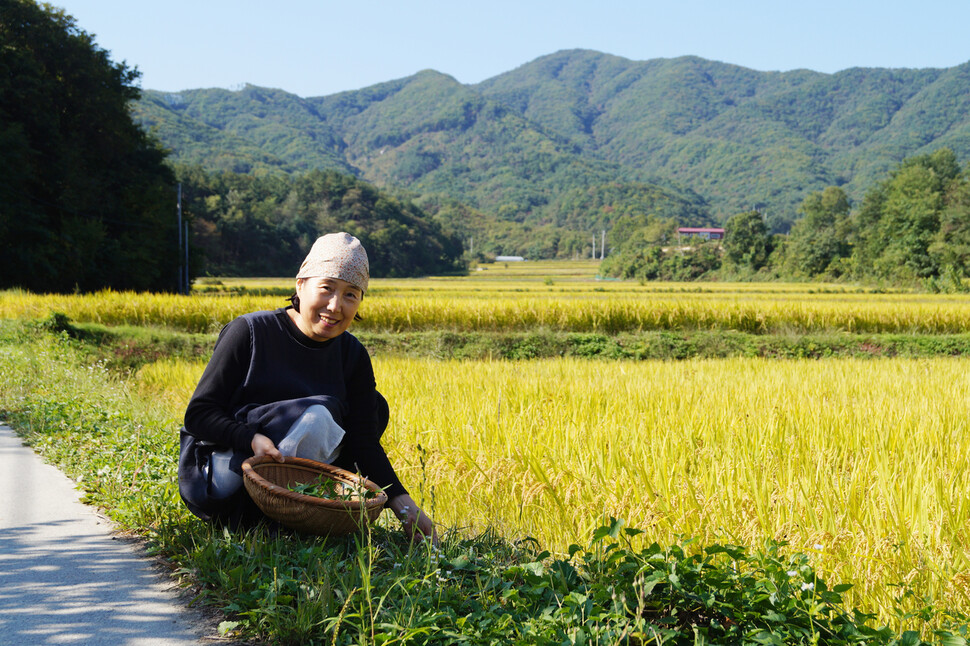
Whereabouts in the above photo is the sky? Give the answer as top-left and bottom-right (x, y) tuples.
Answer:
(50, 0), (970, 98)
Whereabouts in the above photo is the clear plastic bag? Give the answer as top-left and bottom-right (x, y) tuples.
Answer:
(277, 404), (346, 463)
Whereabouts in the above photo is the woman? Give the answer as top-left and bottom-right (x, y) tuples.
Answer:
(181, 232), (436, 542)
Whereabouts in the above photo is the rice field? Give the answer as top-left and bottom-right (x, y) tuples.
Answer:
(4, 261), (970, 335)
(135, 353), (970, 625)
(10, 261), (970, 626)
(375, 356), (970, 621)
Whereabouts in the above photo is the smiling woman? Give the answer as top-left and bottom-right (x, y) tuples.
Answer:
(179, 232), (437, 542)
(288, 233), (368, 341)
(290, 277), (361, 341)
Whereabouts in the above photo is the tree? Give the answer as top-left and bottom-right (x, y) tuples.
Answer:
(723, 210), (770, 271)
(784, 187), (852, 278)
(0, 0), (175, 292)
(598, 217), (722, 281)
(929, 174), (970, 279)
(851, 148), (962, 282)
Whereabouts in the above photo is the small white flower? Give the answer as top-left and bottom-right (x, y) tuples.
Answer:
(787, 570), (798, 577)
(813, 544), (824, 550)
(801, 582), (814, 591)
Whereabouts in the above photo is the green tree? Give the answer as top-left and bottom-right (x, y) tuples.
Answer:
(784, 187), (852, 278)
(598, 217), (722, 281)
(0, 0), (175, 292)
(929, 173), (970, 279)
(723, 210), (770, 271)
(851, 148), (962, 282)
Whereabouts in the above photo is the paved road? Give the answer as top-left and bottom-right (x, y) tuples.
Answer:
(0, 424), (216, 646)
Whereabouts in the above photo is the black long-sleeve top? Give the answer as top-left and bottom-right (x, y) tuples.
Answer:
(184, 307), (406, 498)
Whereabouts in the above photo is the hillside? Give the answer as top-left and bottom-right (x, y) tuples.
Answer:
(135, 49), (970, 235)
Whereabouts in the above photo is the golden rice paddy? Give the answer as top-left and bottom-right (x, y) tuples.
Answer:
(12, 261), (970, 624)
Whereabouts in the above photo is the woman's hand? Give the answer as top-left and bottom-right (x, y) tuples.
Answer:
(388, 494), (438, 544)
(251, 433), (284, 462)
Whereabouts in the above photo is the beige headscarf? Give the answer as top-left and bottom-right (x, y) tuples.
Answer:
(296, 233), (369, 293)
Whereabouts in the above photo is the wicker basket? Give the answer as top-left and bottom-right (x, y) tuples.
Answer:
(242, 456), (387, 536)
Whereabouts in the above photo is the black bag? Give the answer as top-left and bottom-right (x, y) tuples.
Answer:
(177, 430), (246, 522)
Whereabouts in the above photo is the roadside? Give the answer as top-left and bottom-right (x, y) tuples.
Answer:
(0, 423), (224, 646)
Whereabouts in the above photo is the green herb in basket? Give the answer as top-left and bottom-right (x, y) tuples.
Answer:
(287, 475), (376, 501)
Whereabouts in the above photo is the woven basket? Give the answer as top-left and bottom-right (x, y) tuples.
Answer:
(242, 456), (387, 536)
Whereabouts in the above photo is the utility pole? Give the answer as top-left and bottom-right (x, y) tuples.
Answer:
(184, 219), (189, 294)
(601, 230), (606, 260)
(177, 183), (183, 294)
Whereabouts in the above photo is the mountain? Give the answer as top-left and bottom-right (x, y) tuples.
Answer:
(136, 86), (354, 174)
(135, 49), (970, 234)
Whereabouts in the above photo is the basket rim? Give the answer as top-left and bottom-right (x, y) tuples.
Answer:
(242, 455), (388, 511)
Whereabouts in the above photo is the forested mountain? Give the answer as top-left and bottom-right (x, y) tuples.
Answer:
(136, 49), (970, 237)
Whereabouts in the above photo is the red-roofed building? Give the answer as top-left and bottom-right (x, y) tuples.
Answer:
(677, 227), (725, 241)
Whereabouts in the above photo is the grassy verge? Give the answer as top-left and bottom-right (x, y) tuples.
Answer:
(1, 318), (968, 644)
(356, 329), (970, 361)
(36, 312), (970, 373)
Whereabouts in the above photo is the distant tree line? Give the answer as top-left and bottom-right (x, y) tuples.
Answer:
(601, 148), (970, 289)
(419, 180), (710, 262)
(176, 166), (466, 278)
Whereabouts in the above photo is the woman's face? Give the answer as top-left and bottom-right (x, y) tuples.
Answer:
(292, 276), (362, 341)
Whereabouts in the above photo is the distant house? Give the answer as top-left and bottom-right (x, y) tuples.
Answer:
(495, 255), (526, 262)
(677, 227), (725, 241)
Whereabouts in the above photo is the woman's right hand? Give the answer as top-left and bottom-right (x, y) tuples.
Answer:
(251, 433), (284, 462)
(388, 493), (438, 545)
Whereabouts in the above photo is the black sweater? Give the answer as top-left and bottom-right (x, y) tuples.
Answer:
(184, 307), (406, 498)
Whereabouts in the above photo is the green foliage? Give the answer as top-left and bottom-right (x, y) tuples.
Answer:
(783, 187), (854, 279)
(849, 149), (966, 282)
(929, 180), (970, 277)
(177, 165), (465, 277)
(0, 0), (176, 292)
(287, 474), (378, 501)
(724, 210), (772, 271)
(552, 181), (711, 232)
(134, 85), (354, 175)
(599, 232), (722, 282)
(600, 150), (969, 287)
(361, 329), (970, 361)
(32, 312), (970, 370)
(140, 71), (709, 252)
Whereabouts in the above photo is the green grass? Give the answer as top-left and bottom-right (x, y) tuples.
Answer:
(32, 312), (970, 380)
(1, 318), (968, 644)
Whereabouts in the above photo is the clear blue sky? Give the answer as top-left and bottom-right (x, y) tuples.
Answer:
(51, 0), (970, 98)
